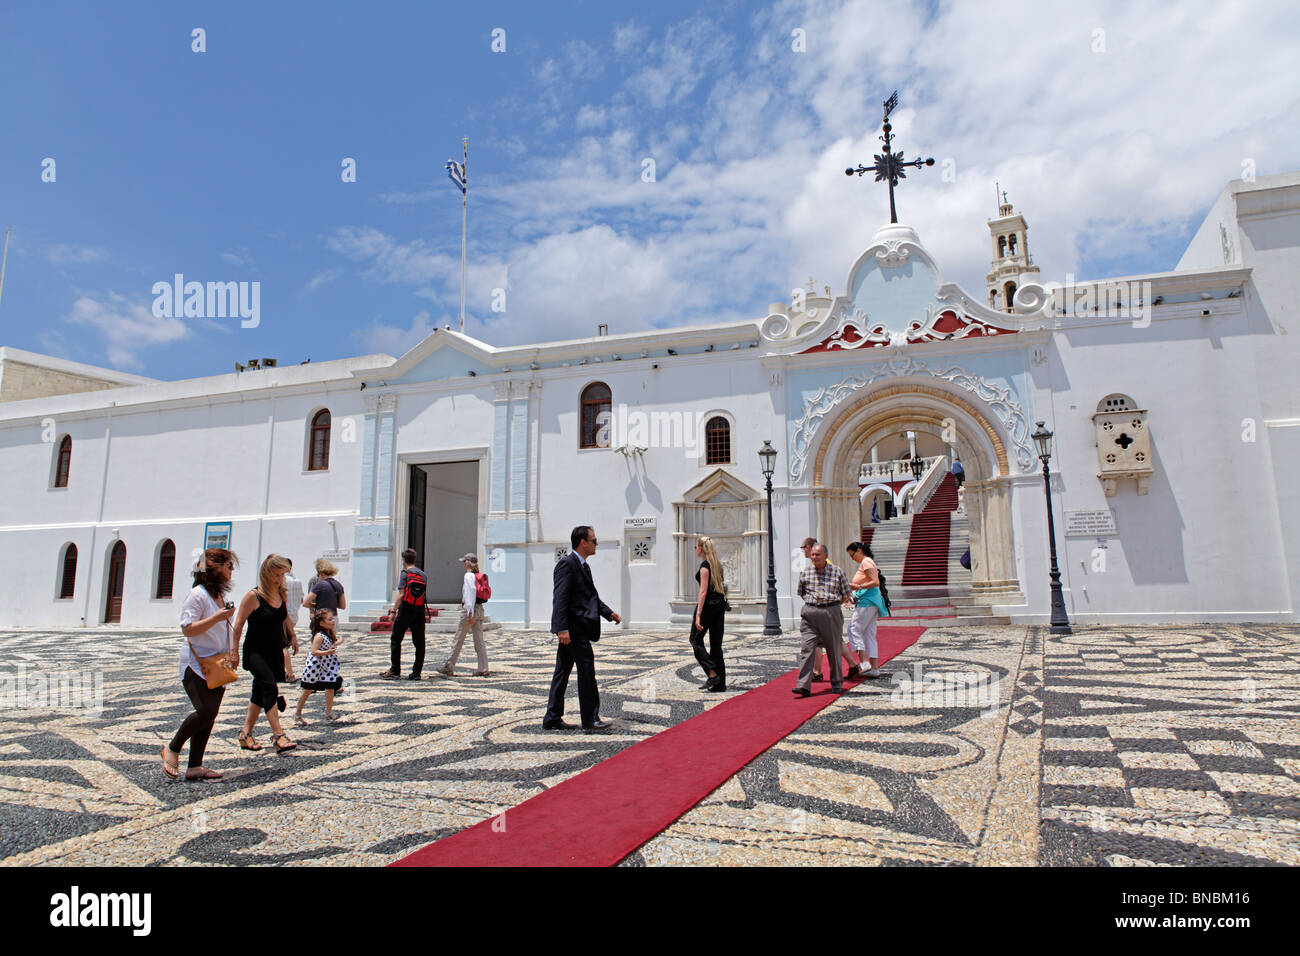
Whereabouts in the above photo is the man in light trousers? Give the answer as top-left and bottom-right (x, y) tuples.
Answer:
(793, 544), (853, 697)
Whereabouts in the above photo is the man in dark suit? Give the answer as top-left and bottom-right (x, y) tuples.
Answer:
(544, 525), (621, 733)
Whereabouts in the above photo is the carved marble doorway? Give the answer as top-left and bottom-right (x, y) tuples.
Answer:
(807, 382), (1022, 598)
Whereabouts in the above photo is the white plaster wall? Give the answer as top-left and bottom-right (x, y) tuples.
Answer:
(0, 363), (375, 627)
(1175, 184), (1239, 271)
(530, 356), (781, 629)
(1029, 298), (1294, 622)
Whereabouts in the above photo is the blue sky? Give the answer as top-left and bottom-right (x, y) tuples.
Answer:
(2, 0), (1297, 379)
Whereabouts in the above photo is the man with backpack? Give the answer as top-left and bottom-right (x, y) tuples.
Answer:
(381, 549), (426, 681)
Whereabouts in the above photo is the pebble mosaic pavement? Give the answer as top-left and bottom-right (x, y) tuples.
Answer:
(0, 623), (1295, 866)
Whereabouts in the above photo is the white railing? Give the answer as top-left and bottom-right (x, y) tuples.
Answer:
(859, 455), (943, 486)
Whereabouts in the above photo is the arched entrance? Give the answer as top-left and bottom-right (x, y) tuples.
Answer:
(105, 540), (126, 623)
(808, 382), (1021, 597)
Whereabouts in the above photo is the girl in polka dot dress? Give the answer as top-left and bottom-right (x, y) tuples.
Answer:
(295, 609), (343, 723)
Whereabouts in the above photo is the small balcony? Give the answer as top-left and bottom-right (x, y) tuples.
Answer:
(859, 455), (945, 485)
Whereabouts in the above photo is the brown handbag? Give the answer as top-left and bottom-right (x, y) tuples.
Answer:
(189, 618), (239, 690)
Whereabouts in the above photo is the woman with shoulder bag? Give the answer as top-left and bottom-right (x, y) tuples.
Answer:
(163, 548), (239, 781)
(690, 536), (730, 692)
(233, 554), (297, 753)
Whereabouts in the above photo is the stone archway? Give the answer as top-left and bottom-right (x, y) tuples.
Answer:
(807, 381), (1021, 597)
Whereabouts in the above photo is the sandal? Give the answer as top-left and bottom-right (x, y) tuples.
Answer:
(295, 713), (308, 726)
(273, 733), (297, 753)
(237, 731), (263, 751)
(161, 745), (179, 779)
(184, 766), (223, 781)
(473, 670), (491, 677)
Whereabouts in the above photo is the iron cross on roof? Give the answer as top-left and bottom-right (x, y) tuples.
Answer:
(845, 90), (935, 224)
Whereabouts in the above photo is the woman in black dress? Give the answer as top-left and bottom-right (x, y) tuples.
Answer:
(690, 536), (729, 692)
(232, 554), (297, 753)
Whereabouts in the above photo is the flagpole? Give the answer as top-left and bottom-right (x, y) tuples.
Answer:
(0, 227), (10, 307)
(460, 137), (468, 332)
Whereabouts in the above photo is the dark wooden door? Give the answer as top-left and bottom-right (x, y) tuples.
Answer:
(408, 465), (427, 570)
(105, 541), (126, 623)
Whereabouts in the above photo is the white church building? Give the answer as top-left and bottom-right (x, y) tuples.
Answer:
(2, 171), (1298, 630)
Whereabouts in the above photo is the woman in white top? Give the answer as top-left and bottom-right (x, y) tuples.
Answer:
(440, 552), (490, 677)
(163, 548), (238, 781)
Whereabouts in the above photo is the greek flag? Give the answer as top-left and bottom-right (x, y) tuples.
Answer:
(446, 159), (466, 194)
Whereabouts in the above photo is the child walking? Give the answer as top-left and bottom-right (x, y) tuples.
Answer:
(295, 609), (344, 724)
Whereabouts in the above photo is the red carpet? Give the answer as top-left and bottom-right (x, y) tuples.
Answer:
(902, 473), (958, 586)
(391, 625), (925, 867)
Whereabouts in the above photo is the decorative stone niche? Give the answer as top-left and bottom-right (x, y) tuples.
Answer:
(1092, 394), (1152, 496)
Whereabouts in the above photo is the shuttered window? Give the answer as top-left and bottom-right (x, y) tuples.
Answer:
(59, 544), (77, 599)
(156, 539), (175, 599)
(309, 410), (331, 471)
(55, 436), (72, 487)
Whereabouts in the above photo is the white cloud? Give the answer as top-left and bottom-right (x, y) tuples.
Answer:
(575, 105), (608, 131)
(356, 309), (443, 357)
(324, 1), (1300, 350)
(65, 293), (189, 370)
(219, 249), (253, 268)
(305, 268), (342, 292)
(46, 245), (107, 265)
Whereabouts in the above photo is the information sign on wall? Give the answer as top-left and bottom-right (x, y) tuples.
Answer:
(1064, 510), (1118, 537)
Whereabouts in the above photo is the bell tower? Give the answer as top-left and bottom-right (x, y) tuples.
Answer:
(986, 188), (1039, 312)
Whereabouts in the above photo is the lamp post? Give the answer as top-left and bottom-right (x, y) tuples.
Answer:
(759, 440), (781, 636)
(907, 454), (924, 513)
(1031, 421), (1072, 634)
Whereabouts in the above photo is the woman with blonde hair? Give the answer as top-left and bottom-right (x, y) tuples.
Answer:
(232, 554), (297, 753)
(690, 536), (730, 692)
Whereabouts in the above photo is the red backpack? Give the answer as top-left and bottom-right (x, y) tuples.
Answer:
(474, 572), (491, 603)
(401, 569), (427, 606)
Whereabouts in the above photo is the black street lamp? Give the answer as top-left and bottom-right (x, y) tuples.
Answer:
(906, 454), (924, 513)
(759, 440), (781, 636)
(1031, 421), (1072, 634)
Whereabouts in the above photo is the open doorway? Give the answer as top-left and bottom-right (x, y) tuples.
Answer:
(406, 461), (480, 602)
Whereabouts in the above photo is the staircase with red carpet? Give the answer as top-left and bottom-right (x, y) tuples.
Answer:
(901, 472), (959, 587)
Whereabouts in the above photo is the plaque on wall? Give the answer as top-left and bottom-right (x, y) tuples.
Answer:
(624, 516), (657, 530)
(320, 549), (351, 562)
(1064, 510), (1118, 537)
(203, 521), (232, 550)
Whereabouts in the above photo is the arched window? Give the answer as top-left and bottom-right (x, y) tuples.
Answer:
(155, 539), (176, 600)
(1008, 233), (1018, 257)
(1003, 281), (1017, 312)
(580, 383), (611, 449)
(989, 290), (998, 309)
(998, 236), (1007, 258)
(59, 544), (78, 599)
(55, 435), (72, 488)
(309, 410), (331, 471)
(705, 416), (731, 465)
